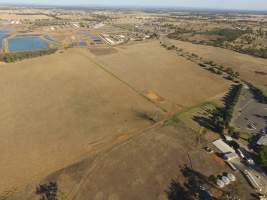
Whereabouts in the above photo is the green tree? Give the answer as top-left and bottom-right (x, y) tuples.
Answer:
(219, 189), (240, 200)
(258, 146), (267, 168)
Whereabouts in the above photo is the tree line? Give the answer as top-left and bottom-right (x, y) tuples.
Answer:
(0, 48), (57, 63)
(213, 84), (243, 133)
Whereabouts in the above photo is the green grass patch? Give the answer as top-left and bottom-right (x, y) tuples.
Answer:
(178, 102), (217, 132)
(240, 132), (251, 141)
(200, 28), (250, 42)
(164, 114), (180, 126)
(165, 101), (217, 131)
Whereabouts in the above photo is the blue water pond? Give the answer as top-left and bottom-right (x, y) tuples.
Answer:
(0, 31), (9, 49)
(8, 36), (49, 53)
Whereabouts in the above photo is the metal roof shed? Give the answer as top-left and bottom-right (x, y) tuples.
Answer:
(212, 139), (235, 154)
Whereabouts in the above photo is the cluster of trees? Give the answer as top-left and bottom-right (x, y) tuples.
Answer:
(167, 45), (176, 50)
(164, 42), (240, 82)
(36, 182), (58, 200)
(199, 61), (238, 79)
(167, 26), (267, 58)
(203, 28), (250, 43)
(31, 19), (67, 27)
(224, 67), (240, 80)
(209, 67), (223, 75)
(258, 146), (267, 170)
(167, 27), (192, 38)
(219, 190), (241, 200)
(213, 84), (243, 132)
(238, 47), (267, 59)
(0, 48), (57, 63)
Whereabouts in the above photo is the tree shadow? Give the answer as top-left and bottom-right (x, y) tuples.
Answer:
(192, 107), (226, 134)
(166, 166), (216, 200)
(134, 109), (163, 123)
(193, 115), (217, 132)
(254, 114), (267, 122)
(181, 166), (214, 191)
(193, 84), (243, 136)
(248, 83), (267, 103)
(166, 179), (194, 200)
(36, 182), (58, 200)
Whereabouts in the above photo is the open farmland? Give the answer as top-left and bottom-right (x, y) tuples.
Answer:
(0, 41), (231, 197)
(167, 39), (267, 94)
(94, 41), (231, 111)
(0, 10), (53, 20)
(0, 48), (160, 194)
(9, 123), (248, 200)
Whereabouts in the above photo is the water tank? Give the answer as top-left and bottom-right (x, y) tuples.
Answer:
(216, 179), (225, 188)
(227, 173), (236, 182)
(221, 176), (230, 185)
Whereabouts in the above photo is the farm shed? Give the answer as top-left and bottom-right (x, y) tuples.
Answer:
(212, 139), (235, 154)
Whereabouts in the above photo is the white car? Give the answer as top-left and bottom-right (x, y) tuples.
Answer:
(246, 158), (255, 165)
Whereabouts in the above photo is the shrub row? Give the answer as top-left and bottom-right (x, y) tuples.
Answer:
(213, 84), (243, 132)
(0, 48), (57, 63)
(223, 84), (243, 127)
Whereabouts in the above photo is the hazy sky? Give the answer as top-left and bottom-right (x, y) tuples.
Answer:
(1, 0), (267, 10)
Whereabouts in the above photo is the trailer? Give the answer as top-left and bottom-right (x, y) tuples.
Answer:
(243, 170), (262, 191)
(225, 161), (237, 171)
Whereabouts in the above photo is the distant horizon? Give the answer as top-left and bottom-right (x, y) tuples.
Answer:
(0, 0), (267, 12)
(0, 3), (267, 13)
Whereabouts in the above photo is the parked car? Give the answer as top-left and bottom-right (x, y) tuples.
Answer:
(245, 158), (255, 165)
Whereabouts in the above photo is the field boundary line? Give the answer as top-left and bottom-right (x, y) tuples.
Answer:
(80, 50), (168, 112)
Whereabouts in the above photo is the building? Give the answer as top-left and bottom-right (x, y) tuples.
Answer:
(212, 139), (238, 161)
(212, 139), (235, 153)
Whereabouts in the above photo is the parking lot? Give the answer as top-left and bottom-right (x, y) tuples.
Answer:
(232, 87), (267, 135)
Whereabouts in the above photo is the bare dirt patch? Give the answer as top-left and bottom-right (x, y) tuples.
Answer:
(89, 47), (118, 56)
(145, 90), (165, 102)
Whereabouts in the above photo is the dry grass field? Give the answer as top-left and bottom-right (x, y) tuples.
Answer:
(0, 48), (159, 194)
(9, 123), (235, 200)
(10, 122), (253, 200)
(0, 41), (231, 198)
(168, 39), (267, 94)
(94, 41), (230, 112)
(0, 12), (52, 20)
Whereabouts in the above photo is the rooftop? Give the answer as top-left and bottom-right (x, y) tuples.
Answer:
(212, 139), (236, 154)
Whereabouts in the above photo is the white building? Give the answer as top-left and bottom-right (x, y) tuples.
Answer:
(213, 139), (238, 161)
